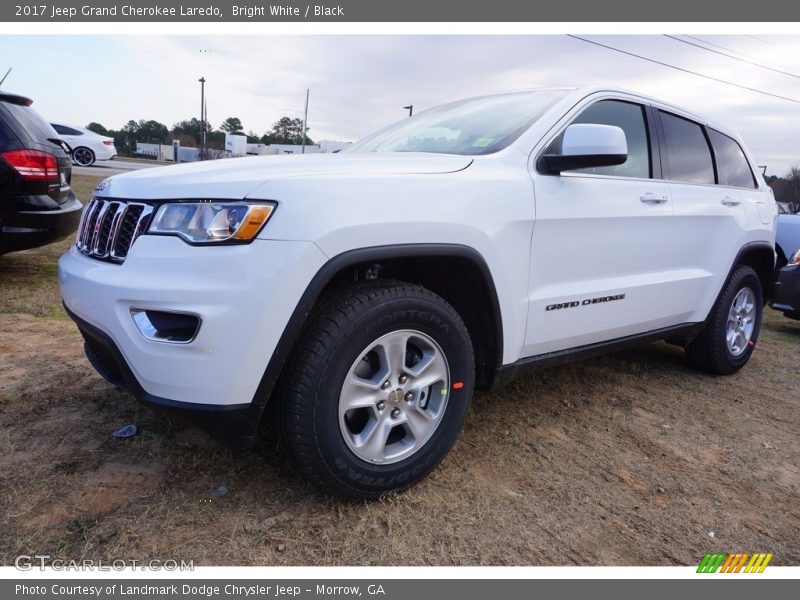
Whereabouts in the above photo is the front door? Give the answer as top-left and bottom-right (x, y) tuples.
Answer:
(523, 98), (688, 357)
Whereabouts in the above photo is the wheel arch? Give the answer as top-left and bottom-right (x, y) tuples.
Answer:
(251, 244), (504, 413)
(775, 241), (787, 269)
(704, 242), (775, 325)
(731, 241), (776, 302)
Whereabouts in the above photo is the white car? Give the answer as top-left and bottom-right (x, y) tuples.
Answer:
(59, 86), (777, 498)
(51, 123), (117, 166)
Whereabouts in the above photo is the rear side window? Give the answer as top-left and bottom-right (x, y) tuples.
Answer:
(659, 111), (715, 185)
(708, 129), (756, 189)
(0, 114), (16, 147)
(52, 124), (83, 136)
(3, 102), (58, 145)
(547, 100), (651, 179)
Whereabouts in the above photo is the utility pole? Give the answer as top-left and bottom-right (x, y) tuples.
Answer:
(301, 88), (309, 154)
(0, 68), (11, 88)
(403, 105), (413, 117)
(198, 77), (206, 159)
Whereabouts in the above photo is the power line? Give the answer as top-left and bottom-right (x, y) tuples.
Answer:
(745, 35), (782, 48)
(683, 35), (800, 77)
(566, 35), (800, 106)
(664, 35), (800, 80)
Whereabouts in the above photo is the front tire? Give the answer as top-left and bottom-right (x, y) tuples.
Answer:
(279, 280), (475, 498)
(686, 265), (763, 374)
(72, 147), (96, 166)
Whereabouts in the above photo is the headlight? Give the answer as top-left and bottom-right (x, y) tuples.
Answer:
(790, 249), (800, 265)
(149, 201), (275, 244)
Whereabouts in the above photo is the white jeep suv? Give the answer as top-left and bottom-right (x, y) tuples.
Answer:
(59, 86), (777, 497)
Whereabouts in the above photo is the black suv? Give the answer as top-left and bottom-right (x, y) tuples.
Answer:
(0, 93), (82, 255)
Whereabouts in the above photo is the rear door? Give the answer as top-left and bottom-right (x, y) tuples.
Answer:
(656, 110), (752, 320)
(524, 97), (686, 357)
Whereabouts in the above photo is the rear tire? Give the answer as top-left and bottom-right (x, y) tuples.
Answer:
(279, 280), (474, 498)
(686, 265), (763, 375)
(72, 147), (95, 166)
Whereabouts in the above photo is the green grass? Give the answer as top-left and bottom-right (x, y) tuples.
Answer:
(56, 517), (100, 555)
(70, 172), (104, 203)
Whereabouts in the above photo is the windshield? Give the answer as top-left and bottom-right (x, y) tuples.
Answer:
(347, 90), (568, 156)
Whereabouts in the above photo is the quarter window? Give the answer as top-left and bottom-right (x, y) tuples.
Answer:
(0, 115), (14, 146)
(708, 129), (756, 189)
(659, 111), (715, 185)
(52, 124), (83, 136)
(546, 100), (651, 179)
(4, 103), (58, 144)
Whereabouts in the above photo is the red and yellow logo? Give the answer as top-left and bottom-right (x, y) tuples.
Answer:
(697, 552), (773, 573)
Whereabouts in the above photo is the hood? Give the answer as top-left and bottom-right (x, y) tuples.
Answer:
(95, 153), (473, 200)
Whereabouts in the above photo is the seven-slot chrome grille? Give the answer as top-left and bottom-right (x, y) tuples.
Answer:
(75, 198), (154, 263)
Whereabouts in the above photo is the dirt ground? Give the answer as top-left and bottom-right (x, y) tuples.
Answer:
(0, 175), (798, 566)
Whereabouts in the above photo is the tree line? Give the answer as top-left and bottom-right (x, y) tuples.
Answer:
(86, 115), (315, 157)
(766, 167), (800, 214)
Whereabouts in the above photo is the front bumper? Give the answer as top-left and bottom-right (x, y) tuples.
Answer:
(66, 305), (268, 447)
(59, 235), (328, 442)
(96, 147), (117, 161)
(0, 195), (82, 254)
(770, 263), (800, 320)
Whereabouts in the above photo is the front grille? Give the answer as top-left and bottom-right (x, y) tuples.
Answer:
(75, 198), (153, 262)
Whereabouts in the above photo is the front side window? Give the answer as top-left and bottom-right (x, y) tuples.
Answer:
(708, 129), (756, 189)
(347, 90), (568, 156)
(545, 99), (651, 179)
(659, 111), (715, 185)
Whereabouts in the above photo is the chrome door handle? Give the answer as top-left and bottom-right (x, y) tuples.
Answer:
(640, 193), (668, 204)
(722, 196), (741, 207)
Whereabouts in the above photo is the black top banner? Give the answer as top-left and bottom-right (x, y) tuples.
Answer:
(2, 0), (798, 22)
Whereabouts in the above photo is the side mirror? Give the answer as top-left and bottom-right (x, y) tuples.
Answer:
(539, 123), (628, 174)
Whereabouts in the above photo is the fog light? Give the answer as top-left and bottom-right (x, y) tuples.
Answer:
(131, 308), (201, 344)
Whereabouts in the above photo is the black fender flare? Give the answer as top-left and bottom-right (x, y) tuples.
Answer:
(249, 243), (504, 413)
(706, 241), (776, 320)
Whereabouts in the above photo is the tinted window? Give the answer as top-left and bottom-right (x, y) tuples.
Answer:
(2, 101), (59, 145)
(0, 114), (16, 147)
(659, 111), (715, 185)
(708, 129), (756, 189)
(52, 124), (83, 136)
(546, 100), (651, 179)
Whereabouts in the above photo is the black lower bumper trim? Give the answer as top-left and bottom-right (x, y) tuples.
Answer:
(770, 263), (800, 320)
(64, 303), (266, 449)
(494, 322), (704, 387)
(0, 197), (82, 255)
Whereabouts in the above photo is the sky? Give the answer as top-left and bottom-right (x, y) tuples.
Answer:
(1, 34), (799, 175)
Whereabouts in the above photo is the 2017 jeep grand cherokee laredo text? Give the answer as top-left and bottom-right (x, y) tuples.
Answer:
(59, 87), (777, 498)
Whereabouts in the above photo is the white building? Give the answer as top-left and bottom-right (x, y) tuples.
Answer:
(319, 140), (353, 153)
(137, 139), (352, 162)
(224, 134), (248, 157)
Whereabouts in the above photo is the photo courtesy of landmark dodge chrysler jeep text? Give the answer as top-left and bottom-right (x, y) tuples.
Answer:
(59, 86), (777, 498)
